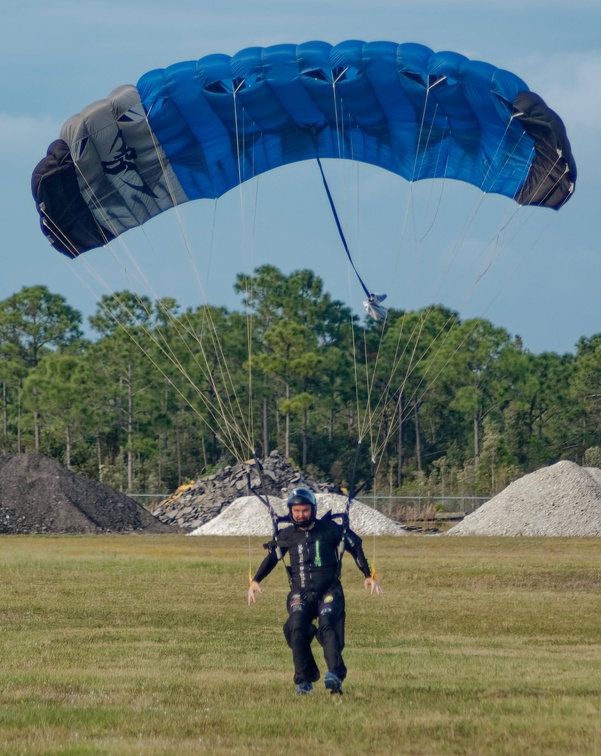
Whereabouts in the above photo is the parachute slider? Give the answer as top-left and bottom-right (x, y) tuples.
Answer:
(363, 293), (387, 321)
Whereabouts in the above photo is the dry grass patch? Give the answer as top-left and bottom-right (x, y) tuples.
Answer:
(0, 535), (600, 754)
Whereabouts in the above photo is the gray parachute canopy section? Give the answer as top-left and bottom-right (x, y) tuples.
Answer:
(32, 85), (188, 257)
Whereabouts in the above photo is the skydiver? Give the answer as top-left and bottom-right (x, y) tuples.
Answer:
(247, 487), (383, 695)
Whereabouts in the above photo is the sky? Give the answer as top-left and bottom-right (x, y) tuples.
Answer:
(1, 0), (600, 355)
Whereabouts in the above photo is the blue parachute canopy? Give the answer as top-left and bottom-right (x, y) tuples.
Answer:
(32, 41), (576, 257)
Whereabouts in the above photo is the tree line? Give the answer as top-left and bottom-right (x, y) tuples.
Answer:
(1, 266), (600, 500)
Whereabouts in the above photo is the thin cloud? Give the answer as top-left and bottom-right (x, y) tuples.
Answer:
(508, 51), (601, 161)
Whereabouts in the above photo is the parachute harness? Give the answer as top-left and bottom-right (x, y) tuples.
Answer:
(247, 451), (377, 588)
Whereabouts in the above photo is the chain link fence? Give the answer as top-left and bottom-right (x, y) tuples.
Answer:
(364, 495), (490, 523)
(129, 492), (490, 524)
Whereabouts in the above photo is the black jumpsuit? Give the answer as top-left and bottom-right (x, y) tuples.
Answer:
(252, 516), (372, 685)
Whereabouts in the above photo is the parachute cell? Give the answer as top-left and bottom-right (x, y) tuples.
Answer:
(32, 40), (576, 257)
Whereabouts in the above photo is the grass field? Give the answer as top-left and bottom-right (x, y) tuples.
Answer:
(1, 534), (600, 755)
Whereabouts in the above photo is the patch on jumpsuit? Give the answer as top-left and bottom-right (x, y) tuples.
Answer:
(289, 594), (304, 612)
(320, 595), (335, 616)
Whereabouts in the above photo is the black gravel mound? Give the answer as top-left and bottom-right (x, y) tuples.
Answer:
(0, 453), (173, 534)
(150, 449), (342, 532)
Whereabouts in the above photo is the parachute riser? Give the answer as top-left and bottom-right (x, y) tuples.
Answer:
(246, 458), (292, 585)
(336, 441), (369, 568)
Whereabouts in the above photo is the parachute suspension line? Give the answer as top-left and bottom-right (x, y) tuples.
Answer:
(357, 88), (544, 482)
(474, 203), (529, 284)
(248, 533), (254, 590)
(477, 210), (558, 308)
(368, 201), (566, 485)
(428, 130), (566, 313)
(468, 182), (558, 311)
(355, 88), (440, 467)
(232, 87), (254, 451)
(374, 262), (526, 462)
(410, 84), (434, 184)
(324, 89), (410, 487)
(64, 163), (139, 256)
(386, 90), (443, 366)
(143, 113), (257, 459)
(246, 136), (262, 454)
(146, 107), (257, 461)
(374, 244), (541, 467)
(364, 327), (388, 471)
(232, 81), (246, 189)
(430, 131), (531, 305)
(375, 218), (555, 461)
(357, 319), (387, 452)
(324, 86), (393, 518)
(61, 255), (249, 461)
(325, 85), (381, 550)
(307, 88), (386, 321)
(331, 72), (348, 162)
(404, 88), (445, 282)
(414, 101), (441, 184)
(344, 164), (379, 447)
(503, 116), (573, 207)
(242, 191), (257, 456)
(70, 154), (255, 463)
(386, 120), (480, 485)
(91, 275), (249, 461)
(327, 146), (377, 460)
(346, 276), (366, 446)
(523, 148), (572, 208)
(149, 125), (257, 455)
(418, 127), (451, 243)
(331, 95), (370, 444)
(38, 205), (92, 259)
(391, 317), (493, 444)
(479, 118), (527, 196)
(366, 122), (456, 457)
(368, 314), (429, 465)
(231, 89), (275, 458)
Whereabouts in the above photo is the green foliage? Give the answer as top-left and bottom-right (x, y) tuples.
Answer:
(0, 276), (599, 494)
(0, 285), (83, 367)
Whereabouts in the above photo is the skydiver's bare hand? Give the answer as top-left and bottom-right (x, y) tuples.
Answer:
(248, 580), (263, 606)
(364, 577), (383, 596)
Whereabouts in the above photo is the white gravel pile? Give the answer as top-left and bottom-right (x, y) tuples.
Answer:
(189, 493), (407, 537)
(447, 461), (601, 536)
(585, 467), (601, 487)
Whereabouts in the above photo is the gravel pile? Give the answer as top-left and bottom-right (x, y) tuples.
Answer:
(150, 450), (341, 532)
(447, 461), (601, 536)
(0, 453), (171, 534)
(190, 492), (408, 537)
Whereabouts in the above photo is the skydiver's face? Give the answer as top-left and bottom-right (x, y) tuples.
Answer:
(290, 503), (313, 527)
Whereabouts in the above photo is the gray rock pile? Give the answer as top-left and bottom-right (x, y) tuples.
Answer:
(190, 493), (408, 537)
(149, 450), (341, 532)
(0, 453), (171, 534)
(447, 460), (601, 536)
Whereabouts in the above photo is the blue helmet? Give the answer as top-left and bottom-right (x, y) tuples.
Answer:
(287, 487), (317, 526)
